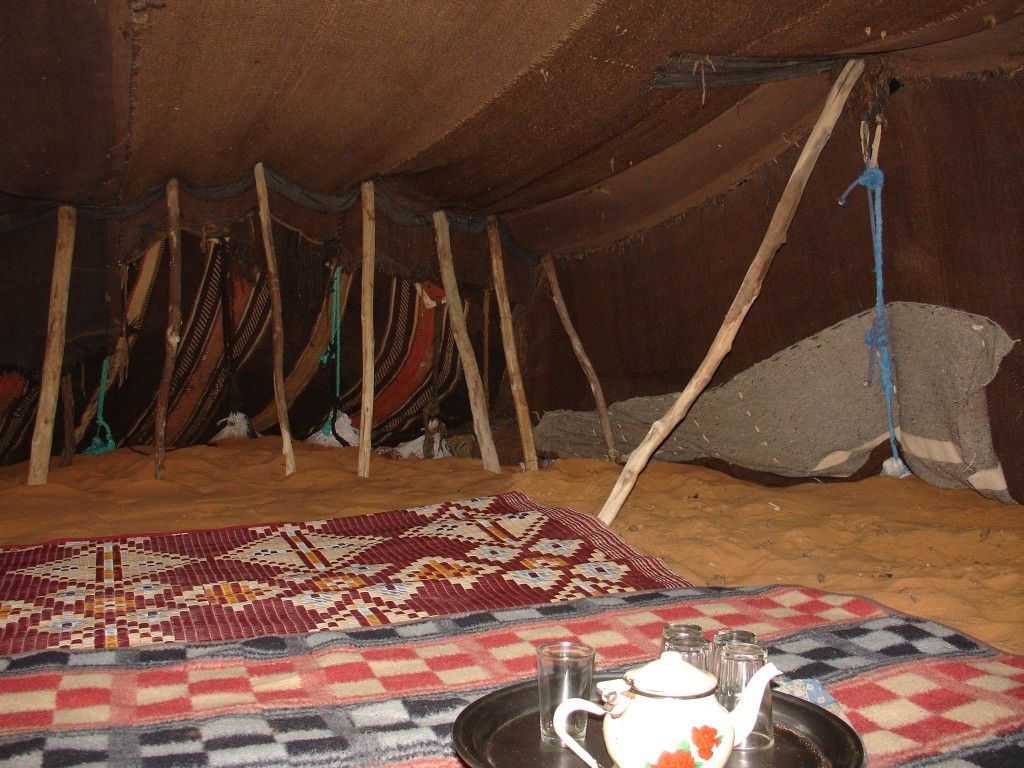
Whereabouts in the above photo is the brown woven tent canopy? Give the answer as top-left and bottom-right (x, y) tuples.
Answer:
(1, 1), (1021, 500)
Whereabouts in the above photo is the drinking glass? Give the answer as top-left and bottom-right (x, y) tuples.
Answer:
(716, 642), (774, 750)
(711, 628), (756, 677)
(663, 634), (711, 671)
(537, 641), (595, 745)
(661, 621), (704, 651)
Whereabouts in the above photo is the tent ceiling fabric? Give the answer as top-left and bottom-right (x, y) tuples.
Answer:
(1, 0), (1021, 257)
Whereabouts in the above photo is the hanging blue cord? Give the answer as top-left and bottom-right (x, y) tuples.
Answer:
(318, 267), (342, 435)
(83, 355), (116, 454)
(839, 164), (906, 473)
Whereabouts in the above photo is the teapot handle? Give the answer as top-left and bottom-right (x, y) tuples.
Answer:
(553, 698), (606, 768)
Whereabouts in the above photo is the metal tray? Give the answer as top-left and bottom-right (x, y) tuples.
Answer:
(453, 675), (864, 768)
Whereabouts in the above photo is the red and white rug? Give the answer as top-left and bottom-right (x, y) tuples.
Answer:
(0, 491), (689, 654)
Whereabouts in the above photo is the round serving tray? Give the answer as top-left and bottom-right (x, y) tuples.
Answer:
(453, 674), (864, 768)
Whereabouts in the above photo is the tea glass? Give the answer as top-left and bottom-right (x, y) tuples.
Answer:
(716, 642), (775, 750)
(537, 641), (595, 745)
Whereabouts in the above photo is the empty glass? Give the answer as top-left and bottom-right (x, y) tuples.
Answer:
(663, 633), (711, 670)
(537, 641), (595, 745)
(716, 642), (775, 750)
(711, 628), (757, 677)
(661, 621), (704, 650)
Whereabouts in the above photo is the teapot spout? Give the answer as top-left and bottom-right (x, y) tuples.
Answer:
(727, 662), (782, 746)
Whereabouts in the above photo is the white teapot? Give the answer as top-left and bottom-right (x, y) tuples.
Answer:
(554, 651), (781, 768)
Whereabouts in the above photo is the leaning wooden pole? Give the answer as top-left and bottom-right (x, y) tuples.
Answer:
(482, 287), (491, 411)
(488, 218), (538, 470)
(154, 180), (182, 480)
(27, 205), (76, 486)
(598, 58), (865, 526)
(433, 211), (501, 473)
(357, 181), (376, 478)
(254, 162), (296, 476)
(541, 254), (617, 461)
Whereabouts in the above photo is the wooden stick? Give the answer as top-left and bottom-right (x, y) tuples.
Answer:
(254, 162), (296, 476)
(482, 287), (491, 411)
(488, 218), (538, 470)
(541, 254), (617, 460)
(598, 58), (865, 526)
(357, 181), (376, 478)
(250, 270), (353, 432)
(76, 239), (162, 444)
(154, 181), (183, 480)
(433, 211), (501, 473)
(27, 204), (76, 486)
(869, 121), (882, 169)
(60, 372), (75, 467)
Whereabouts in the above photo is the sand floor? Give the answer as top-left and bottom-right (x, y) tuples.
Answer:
(1, 437), (1021, 655)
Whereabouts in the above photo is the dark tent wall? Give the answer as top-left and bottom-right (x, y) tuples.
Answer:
(1, 2), (1021, 501)
(524, 73), (1024, 500)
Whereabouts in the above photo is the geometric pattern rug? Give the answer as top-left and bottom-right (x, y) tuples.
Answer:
(0, 492), (689, 654)
(0, 585), (1020, 767)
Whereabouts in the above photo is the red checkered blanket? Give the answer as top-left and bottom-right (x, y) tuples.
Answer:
(0, 586), (1021, 767)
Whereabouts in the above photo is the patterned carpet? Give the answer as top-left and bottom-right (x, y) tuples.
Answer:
(0, 492), (688, 654)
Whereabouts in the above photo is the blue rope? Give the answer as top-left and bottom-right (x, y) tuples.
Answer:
(83, 356), (116, 455)
(839, 164), (905, 471)
(318, 267), (342, 436)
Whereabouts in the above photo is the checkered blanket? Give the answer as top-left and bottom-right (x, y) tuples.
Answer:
(0, 585), (1021, 767)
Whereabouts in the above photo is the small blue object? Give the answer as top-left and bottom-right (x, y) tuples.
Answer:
(83, 356), (116, 455)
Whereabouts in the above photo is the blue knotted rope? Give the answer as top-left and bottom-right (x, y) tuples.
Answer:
(83, 355), (116, 455)
(839, 164), (907, 476)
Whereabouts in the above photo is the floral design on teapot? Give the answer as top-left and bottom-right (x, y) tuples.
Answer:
(649, 725), (722, 768)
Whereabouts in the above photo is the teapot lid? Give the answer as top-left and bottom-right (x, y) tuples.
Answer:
(623, 651), (717, 698)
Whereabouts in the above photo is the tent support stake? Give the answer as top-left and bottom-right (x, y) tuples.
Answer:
(357, 181), (376, 478)
(488, 218), (538, 471)
(153, 183), (182, 481)
(433, 211), (501, 473)
(541, 254), (616, 461)
(27, 205), (76, 486)
(254, 163), (296, 476)
(598, 58), (866, 526)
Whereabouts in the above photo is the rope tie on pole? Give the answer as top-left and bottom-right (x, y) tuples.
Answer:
(83, 356), (116, 455)
(308, 265), (358, 446)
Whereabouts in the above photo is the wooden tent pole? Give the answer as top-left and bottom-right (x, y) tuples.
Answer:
(541, 254), (617, 460)
(254, 162), (296, 476)
(27, 205), (76, 486)
(488, 218), (538, 470)
(60, 372), (75, 467)
(154, 181), (182, 480)
(432, 211), (501, 473)
(482, 287), (491, 411)
(598, 58), (865, 526)
(357, 181), (376, 478)
(76, 240), (162, 444)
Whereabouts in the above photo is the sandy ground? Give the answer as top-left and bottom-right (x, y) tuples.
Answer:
(1, 437), (1021, 656)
